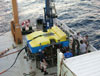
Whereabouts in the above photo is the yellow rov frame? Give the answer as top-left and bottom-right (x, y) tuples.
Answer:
(26, 26), (69, 53)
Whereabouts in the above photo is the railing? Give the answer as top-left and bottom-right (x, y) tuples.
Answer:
(57, 49), (76, 76)
(55, 19), (98, 52)
(56, 19), (98, 76)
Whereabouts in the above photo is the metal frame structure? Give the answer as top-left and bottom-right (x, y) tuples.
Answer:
(11, 0), (22, 44)
(10, 0), (57, 44)
(43, 0), (57, 31)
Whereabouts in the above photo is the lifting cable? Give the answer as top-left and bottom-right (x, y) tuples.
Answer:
(30, 33), (54, 41)
(0, 46), (26, 75)
(0, 50), (20, 58)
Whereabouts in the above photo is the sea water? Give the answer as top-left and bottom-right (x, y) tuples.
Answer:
(0, 0), (100, 49)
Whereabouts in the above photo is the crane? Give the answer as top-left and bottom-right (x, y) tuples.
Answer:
(43, 0), (57, 32)
(10, 0), (57, 44)
(11, 0), (22, 44)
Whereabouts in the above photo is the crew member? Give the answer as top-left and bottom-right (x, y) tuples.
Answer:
(83, 35), (89, 49)
(72, 32), (80, 55)
(40, 50), (48, 75)
(73, 32), (82, 40)
(64, 48), (73, 58)
(80, 40), (87, 54)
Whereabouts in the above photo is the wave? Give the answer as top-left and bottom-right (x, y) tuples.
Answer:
(0, 0), (100, 50)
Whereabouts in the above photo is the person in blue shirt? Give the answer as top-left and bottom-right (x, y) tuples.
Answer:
(64, 49), (73, 58)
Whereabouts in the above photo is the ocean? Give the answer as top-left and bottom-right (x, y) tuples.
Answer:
(0, 0), (100, 50)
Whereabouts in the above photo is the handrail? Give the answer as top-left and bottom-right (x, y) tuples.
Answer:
(55, 19), (98, 52)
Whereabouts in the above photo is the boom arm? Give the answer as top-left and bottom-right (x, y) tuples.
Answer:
(11, 0), (22, 44)
(43, 0), (57, 32)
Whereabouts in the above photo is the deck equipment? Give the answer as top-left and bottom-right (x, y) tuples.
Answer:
(11, 0), (22, 44)
(26, 26), (69, 53)
(43, 0), (57, 32)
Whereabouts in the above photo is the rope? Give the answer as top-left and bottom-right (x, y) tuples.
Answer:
(0, 50), (20, 58)
(0, 45), (16, 56)
(0, 46), (26, 75)
(0, 49), (9, 56)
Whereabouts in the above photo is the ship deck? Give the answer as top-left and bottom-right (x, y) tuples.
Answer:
(0, 19), (98, 76)
(0, 32), (57, 76)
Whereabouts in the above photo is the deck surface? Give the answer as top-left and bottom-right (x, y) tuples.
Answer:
(0, 32), (57, 76)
